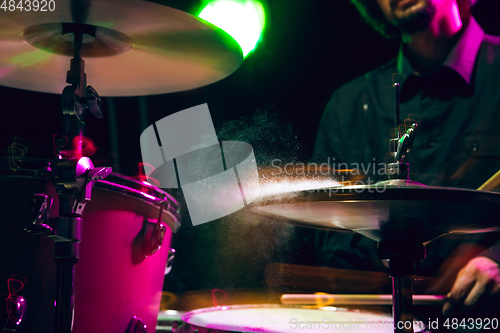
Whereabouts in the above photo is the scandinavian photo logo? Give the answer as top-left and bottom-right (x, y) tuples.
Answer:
(140, 104), (260, 226)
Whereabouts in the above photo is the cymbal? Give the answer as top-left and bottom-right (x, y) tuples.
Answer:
(250, 180), (500, 243)
(0, 0), (243, 96)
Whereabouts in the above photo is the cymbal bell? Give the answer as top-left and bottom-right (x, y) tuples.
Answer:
(0, 0), (243, 96)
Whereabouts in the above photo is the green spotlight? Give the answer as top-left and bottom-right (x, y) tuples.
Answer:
(10, 50), (52, 67)
(198, 0), (265, 57)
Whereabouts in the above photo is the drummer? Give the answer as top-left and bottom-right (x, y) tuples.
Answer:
(313, 0), (500, 317)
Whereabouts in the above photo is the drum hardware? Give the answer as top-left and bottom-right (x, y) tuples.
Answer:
(387, 123), (418, 182)
(24, 193), (54, 235)
(143, 201), (168, 258)
(157, 310), (183, 333)
(393, 83), (401, 138)
(126, 316), (148, 333)
(388, 82), (417, 183)
(4, 295), (27, 331)
(165, 249), (176, 275)
(57, 18), (104, 159)
(389, 83), (401, 163)
(385, 93), (421, 332)
(133, 200), (171, 264)
(49, 157), (112, 333)
(377, 240), (425, 333)
(42, 3), (114, 330)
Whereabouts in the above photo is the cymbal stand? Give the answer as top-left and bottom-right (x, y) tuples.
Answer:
(49, 24), (110, 333)
(383, 119), (422, 333)
(378, 239), (426, 333)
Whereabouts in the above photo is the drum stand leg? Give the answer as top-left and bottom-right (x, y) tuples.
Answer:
(390, 259), (415, 333)
(50, 216), (83, 333)
(378, 241), (425, 333)
(54, 261), (76, 333)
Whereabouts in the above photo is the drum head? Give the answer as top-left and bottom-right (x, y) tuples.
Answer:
(181, 305), (425, 332)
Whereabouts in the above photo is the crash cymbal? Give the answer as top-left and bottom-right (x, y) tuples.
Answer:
(250, 179), (500, 243)
(0, 0), (243, 96)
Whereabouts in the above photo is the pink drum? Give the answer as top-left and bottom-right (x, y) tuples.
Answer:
(75, 173), (180, 333)
(0, 158), (180, 333)
(176, 305), (427, 333)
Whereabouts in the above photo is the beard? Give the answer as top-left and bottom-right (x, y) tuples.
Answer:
(393, 0), (437, 34)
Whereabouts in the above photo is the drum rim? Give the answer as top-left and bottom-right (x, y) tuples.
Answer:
(181, 304), (427, 332)
(181, 303), (393, 322)
(95, 173), (181, 232)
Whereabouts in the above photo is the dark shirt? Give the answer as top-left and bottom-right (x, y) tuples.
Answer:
(313, 18), (500, 275)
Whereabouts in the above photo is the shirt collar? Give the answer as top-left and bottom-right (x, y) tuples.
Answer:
(396, 17), (484, 84)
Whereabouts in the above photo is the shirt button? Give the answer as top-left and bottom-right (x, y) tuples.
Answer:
(472, 143), (478, 152)
(430, 142), (435, 147)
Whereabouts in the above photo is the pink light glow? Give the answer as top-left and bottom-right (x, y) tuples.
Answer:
(211, 289), (228, 306)
(0, 66), (14, 79)
(138, 162), (160, 187)
(6, 275), (26, 324)
(451, 2), (462, 31)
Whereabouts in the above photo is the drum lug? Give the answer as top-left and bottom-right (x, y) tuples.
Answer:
(143, 201), (168, 258)
(3, 296), (27, 331)
(172, 320), (196, 333)
(125, 316), (148, 333)
(24, 193), (53, 234)
(142, 220), (166, 258)
(165, 249), (175, 275)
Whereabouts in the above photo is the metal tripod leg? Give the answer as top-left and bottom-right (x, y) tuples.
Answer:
(391, 261), (414, 333)
(378, 241), (425, 333)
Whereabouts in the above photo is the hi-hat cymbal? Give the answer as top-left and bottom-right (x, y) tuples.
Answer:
(250, 180), (500, 243)
(0, 0), (243, 96)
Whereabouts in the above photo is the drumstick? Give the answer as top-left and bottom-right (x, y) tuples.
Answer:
(280, 294), (445, 306)
(477, 170), (500, 192)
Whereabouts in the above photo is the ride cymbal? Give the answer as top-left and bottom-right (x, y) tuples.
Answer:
(0, 0), (243, 96)
(250, 180), (500, 243)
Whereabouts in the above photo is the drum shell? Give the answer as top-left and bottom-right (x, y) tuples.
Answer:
(74, 185), (175, 333)
(0, 161), (179, 333)
(0, 166), (58, 332)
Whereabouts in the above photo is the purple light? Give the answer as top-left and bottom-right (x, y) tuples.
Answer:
(0, 66), (14, 79)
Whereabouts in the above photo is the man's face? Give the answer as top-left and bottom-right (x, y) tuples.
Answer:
(376, 0), (437, 33)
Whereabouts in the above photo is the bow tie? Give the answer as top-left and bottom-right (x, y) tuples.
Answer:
(400, 66), (473, 102)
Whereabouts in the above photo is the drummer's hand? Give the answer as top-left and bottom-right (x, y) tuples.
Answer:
(442, 256), (500, 317)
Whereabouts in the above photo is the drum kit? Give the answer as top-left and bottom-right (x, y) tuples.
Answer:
(1, 0), (240, 332)
(1, 1), (500, 333)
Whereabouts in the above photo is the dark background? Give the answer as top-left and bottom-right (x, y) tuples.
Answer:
(2, 0), (500, 296)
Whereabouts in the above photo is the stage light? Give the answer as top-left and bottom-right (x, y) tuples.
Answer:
(198, 0), (266, 57)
